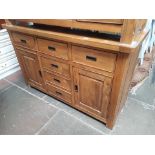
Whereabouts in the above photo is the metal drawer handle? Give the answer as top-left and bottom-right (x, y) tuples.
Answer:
(55, 91), (62, 96)
(86, 55), (97, 61)
(20, 39), (27, 43)
(51, 64), (58, 68)
(54, 78), (60, 83)
(74, 85), (78, 92)
(39, 70), (42, 77)
(48, 46), (55, 51)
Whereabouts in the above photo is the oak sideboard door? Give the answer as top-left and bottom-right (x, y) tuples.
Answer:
(15, 48), (44, 90)
(73, 67), (112, 119)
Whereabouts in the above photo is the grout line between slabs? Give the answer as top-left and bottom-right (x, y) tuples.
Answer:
(4, 78), (106, 135)
(0, 84), (14, 95)
(128, 96), (155, 110)
(34, 110), (60, 135)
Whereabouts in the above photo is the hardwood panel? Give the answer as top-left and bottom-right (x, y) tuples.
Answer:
(73, 20), (122, 33)
(15, 48), (44, 89)
(76, 19), (123, 24)
(73, 68), (112, 118)
(37, 38), (69, 60)
(72, 45), (117, 73)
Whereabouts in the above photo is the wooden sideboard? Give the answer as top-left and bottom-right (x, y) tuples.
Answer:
(3, 19), (148, 129)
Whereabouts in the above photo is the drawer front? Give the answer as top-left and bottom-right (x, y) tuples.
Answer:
(44, 71), (71, 92)
(72, 46), (116, 73)
(47, 83), (72, 103)
(0, 45), (14, 56)
(11, 32), (36, 49)
(37, 38), (69, 60)
(41, 57), (70, 77)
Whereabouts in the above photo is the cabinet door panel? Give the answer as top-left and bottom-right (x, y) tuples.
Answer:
(15, 48), (44, 89)
(23, 55), (40, 84)
(73, 68), (112, 118)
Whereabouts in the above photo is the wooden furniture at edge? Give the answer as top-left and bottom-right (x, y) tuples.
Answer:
(3, 19), (148, 129)
(0, 19), (5, 28)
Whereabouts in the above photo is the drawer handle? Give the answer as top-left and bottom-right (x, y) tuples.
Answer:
(54, 78), (61, 83)
(51, 64), (58, 68)
(39, 70), (42, 77)
(20, 39), (27, 43)
(48, 46), (56, 51)
(55, 91), (62, 96)
(74, 85), (78, 92)
(86, 55), (97, 61)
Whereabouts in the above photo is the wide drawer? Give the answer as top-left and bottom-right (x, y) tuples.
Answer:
(41, 56), (70, 77)
(44, 71), (71, 92)
(47, 83), (72, 103)
(37, 38), (69, 60)
(11, 32), (36, 49)
(72, 46), (116, 73)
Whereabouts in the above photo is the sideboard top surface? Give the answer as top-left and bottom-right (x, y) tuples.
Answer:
(3, 22), (149, 54)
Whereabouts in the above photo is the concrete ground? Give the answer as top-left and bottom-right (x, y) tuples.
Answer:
(0, 70), (155, 135)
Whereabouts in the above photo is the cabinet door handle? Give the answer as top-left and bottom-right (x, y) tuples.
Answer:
(54, 78), (60, 83)
(20, 39), (27, 43)
(51, 64), (58, 68)
(86, 55), (97, 61)
(55, 91), (62, 96)
(39, 70), (42, 77)
(74, 85), (78, 92)
(48, 46), (56, 51)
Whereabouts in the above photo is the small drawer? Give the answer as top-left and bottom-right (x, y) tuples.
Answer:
(44, 71), (71, 92)
(47, 83), (72, 103)
(11, 32), (36, 49)
(37, 38), (69, 60)
(41, 56), (70, 77)
(72, 46), (116, 73)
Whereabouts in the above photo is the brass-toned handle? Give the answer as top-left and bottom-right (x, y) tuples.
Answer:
(39, 70), (42, 77)
(74, 85), (78, 92)
(86, 55), (97, 61)
(51, 64), (58, 68)
(20, 39), (27, 43)
(48, 46), (55, 51)
(56, 91), (62, 96)
(54, 78), (60, 83)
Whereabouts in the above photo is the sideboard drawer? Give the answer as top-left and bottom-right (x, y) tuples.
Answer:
(37, 38), (69, 60)
(72, 46), (116, 73)
(44, 71), (71, 92)
(12, 32), (36, 49)
(41, 56), (70, 77)
(47, 83), (72, 103)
